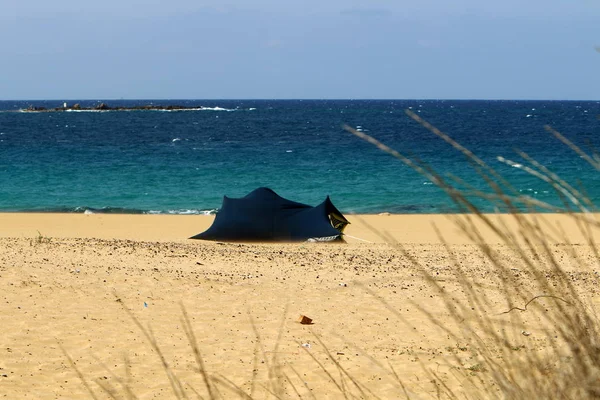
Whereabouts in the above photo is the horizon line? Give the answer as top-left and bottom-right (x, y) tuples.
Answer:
(1, 98), (599, 102)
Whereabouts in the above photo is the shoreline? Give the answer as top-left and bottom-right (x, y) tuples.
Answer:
(0, 212), (598, 244)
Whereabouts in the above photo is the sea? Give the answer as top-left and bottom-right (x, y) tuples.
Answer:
(0, 99), (599, 215)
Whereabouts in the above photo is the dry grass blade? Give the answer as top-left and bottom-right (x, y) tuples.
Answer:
(430, 370), (462, 400)
(498, 295), (571, 314)
(119, 301), (187, 399)
(309, 333), (380, 400)
(343, 124), (442, 188)
(123, 355), (137, 400)
(299, 340), (346, 396)
(269, 303), (290, 398)
(210, 374), (253, 400)
(545, 125), (600, 171)
(499, 152), (590, 212)
(387, 362), (411, 399)
(288, 364), (318, 400)
(280, 369), (305, 400)
(186, 383), (205, 400)
(180, 303), (215, 399)
(90, 354), (140, 400)
(248, 318), (261, 398)
(404, 109), (520, 199)
(93, 378), (121, 400)
(59, 343), (100, 400)
(346, 110), (600, 398)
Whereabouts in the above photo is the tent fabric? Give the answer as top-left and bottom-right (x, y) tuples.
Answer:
(190, 187), (349, 242)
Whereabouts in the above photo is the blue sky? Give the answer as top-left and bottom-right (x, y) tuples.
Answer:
(2, 1), (599, 100)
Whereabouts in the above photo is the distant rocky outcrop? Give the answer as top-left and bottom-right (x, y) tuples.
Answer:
(21, 103), (206, 112)
(25, 105), (47, 111)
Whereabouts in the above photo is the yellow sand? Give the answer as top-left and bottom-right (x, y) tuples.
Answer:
(1, 213), (599, 398)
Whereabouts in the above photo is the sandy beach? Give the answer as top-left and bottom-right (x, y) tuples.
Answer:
(1, 212), (599, 398)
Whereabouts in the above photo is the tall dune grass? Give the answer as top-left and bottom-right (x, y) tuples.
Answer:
(68, 111), (600, 398)
(346, 110), (600, 398)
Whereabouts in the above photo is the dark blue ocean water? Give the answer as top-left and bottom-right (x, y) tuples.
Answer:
(0, 99), (599, 214)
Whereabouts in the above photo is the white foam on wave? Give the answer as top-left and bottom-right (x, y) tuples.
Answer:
(177, 209), (216, 215)
(160, 106), (237, 112)
(58, 106), (242, 113)
(172, 138), (181, 142)
(520, 188), (539, 194)
(65, 109), (107, 113)
(147, 209), (217, 215)
(498, 156), (524, 170)
(199, 106), (235, 112)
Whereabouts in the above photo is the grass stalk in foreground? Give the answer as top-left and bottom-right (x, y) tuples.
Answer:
(346, 113), (600, 398)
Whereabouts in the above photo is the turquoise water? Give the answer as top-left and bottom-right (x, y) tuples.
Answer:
(0, 99), (598, 214)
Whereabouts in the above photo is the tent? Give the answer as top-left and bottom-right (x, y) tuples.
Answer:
(190, 187), (349, 242)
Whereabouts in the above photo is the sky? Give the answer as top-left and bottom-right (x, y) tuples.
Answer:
(1, 1), (599, 100)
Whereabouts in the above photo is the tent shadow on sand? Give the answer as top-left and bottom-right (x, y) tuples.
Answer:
(190, 187), (350, 242)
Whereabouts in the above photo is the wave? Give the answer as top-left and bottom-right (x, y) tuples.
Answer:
(0, 206), (218, 215)
(150, 106), (240, 112)
(12, 105), (257, 113)
(199, 106), (233, 111)
(110, 106), (242, 112)
(16, 106), (248, 113)
(64, 109), (109, 113)
(176, 107), (255, 112)
(147, 209), (218, 215)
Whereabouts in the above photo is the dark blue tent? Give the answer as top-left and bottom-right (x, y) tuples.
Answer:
(190, 188), (349, 242)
